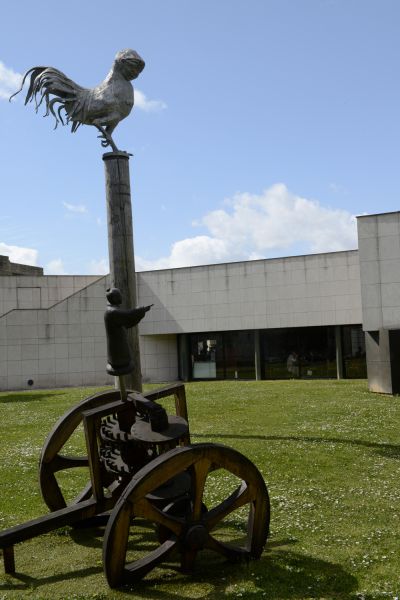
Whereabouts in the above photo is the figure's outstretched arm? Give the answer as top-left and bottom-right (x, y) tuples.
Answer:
(113, 304), (153, 329)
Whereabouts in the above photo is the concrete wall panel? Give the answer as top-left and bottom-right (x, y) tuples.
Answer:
(1, 249), (365, 391)
(138, 251), (362, 336)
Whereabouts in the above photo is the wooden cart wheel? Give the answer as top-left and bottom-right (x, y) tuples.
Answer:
(39, 389), (122, 511)
(103, 443), (270, 588)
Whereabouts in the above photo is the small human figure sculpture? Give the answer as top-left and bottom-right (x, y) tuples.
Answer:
(104, 287), (152, 376)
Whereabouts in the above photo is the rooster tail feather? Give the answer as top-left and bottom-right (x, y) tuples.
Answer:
(34, 68), (84, 98)
(35, 88), (48, 113)
(25, 68), (48, 105)
(41, 93), (51, 117)
(8, 66), (47, 103)
(48, 97), (65, 129)
(67, 95), (85, 121)
(57, 104), (65, 126)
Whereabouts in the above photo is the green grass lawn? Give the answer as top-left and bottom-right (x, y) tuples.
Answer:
(0, 380), (399, 600)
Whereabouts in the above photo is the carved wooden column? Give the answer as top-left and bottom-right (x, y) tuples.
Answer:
(103, 151), (142, 392)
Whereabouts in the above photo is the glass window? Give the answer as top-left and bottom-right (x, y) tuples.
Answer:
(187, 325), (364, 381)
(189, 331), (256, 380)
(261, 328), (296, 379)
(342, 325), (367, 378)
(190, 333), (224, 379)
(224, 331), (255, 380)
(261, 326), (336, 379)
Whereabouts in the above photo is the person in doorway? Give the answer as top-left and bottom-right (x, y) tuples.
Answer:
(287, 351), (299, 378)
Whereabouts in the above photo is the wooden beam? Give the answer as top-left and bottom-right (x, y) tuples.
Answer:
(103, 152), (142, 392)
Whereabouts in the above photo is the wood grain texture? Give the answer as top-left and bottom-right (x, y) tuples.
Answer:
(3, 546), (15, 574)
(39, 389), (121, 511)
(103, 443), (270, 588)
(103, 153), (142, 392)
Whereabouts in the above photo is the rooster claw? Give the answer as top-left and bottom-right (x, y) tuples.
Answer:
(98, 136), (110, 148)
(95, 125), (119, 153)
(97, 133), (111, 146)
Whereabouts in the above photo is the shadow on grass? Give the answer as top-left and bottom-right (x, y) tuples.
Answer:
(120, 545), (358, 599)
(193, 432), (400, 459)
(0, 391), (66, 404)
(0, 544), (358, 599)
(31, 527), (357, 598)
(0, 566), (102, 590)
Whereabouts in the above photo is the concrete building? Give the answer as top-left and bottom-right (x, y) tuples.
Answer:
(357, 211), (400, 393)
(1, 210), (400, 392)
(0, 255), (43, 277)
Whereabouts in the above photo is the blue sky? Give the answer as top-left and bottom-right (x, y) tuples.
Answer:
(1, 0), (400, 274)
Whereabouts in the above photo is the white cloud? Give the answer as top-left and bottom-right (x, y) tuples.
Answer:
(63, 202), (88, 214)
(0, 242), (38, 266)
(136, 236), (230, 271)
(200, 184), (357, 254)
(45, 259), (67, 275)
(136, 184), (357, 271)
(88, 258), (109, 275)
(134, 89), (167, 112)
(0, 61), (22, 100)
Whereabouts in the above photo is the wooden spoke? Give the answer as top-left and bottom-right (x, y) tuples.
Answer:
(134, 498), (183, 537)
(72, 481), (93, 505)
(205, 534), (249, 562)
(180, 548), (198, 573)
(191, 458), (211, 520)
(50, 455), (89, 472)
(103, 443), (270, 588)
(125, 539), (177, 582)
(39, 389), (121, 511)
(204, 481), (252, 530)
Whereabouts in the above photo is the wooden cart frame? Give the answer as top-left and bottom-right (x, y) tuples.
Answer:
(0, 383), (270, 589)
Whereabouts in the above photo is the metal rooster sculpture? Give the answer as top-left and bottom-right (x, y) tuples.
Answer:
(10, 49), (145, 152)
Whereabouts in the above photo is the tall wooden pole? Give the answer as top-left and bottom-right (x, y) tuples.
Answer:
(103, 151), (142, 392)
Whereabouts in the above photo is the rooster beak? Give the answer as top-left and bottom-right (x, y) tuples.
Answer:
(121, 58), (145, 80)
(127, 59), (145, 71)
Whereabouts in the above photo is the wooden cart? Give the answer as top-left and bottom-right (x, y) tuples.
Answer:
(0, 382), (270, 589)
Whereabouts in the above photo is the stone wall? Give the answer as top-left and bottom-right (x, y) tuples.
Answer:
(138, 250), (362, 335)
(140, 334), (178, 383)
(0, 249), (364, 391)
(357, 212), (400, 330)
(0, 275), (102, 317)
(0, 278), (111, 390)
(357, 211), (400, 393)
(0, 275), (178, 390)
(0, 255), (43, 276)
